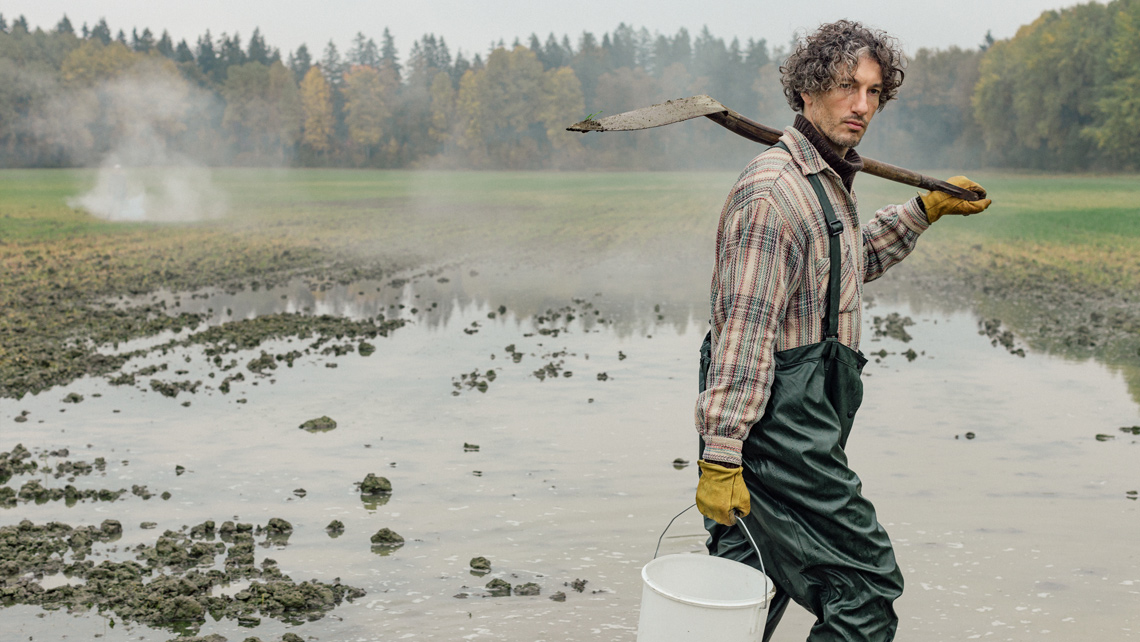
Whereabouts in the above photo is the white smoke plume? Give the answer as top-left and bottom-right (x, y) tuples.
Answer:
(65, 66), (228, 223)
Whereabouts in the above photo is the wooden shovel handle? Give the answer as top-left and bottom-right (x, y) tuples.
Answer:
(705, 110), (984, 202)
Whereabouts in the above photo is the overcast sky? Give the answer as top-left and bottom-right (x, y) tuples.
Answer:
(3, 0), (1081, 61)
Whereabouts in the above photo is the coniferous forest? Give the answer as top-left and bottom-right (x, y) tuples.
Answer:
(1, 1), (1139, 172)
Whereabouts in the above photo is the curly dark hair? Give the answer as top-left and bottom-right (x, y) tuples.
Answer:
(780, 20), (906, 113)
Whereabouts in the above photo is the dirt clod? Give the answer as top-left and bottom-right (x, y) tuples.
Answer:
(299, 416), (337, 432)
(359, 473), (392, 496)
(370, 528), (404, 548)
(485, 578), (511, 596)
(871, 312), (915, 342)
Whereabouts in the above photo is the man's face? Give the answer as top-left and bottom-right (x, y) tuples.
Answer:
(801, 54), (883, 155)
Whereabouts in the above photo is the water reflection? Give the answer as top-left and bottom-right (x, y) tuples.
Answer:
(112, 250), (713, 342)
(111, 242), (1140, 408)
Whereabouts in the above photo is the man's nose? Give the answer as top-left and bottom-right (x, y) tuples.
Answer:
(852, 90), (872, 116)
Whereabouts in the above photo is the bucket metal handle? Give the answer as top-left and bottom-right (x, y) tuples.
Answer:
(652, 504), (770, 610)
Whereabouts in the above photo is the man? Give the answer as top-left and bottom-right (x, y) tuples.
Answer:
(693, 20), (991, 641)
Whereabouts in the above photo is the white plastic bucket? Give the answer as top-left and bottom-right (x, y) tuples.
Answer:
(636, 553), (775, 642)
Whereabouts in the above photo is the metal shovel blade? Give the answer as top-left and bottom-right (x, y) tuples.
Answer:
(567, 95), (728, 133)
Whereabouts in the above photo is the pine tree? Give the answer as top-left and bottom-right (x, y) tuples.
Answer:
(544, 34), (566, 68)
(289, 44), (313, 84)
(55, 15), (74, 35)
(248, 28), (269, 65)
(380, 28), (401, 82)
(197, 31), (218, 79)
(321, 40), (344, 86)
(91, 18), (111, 44)
(452, 51), (470, 86)
(529, 34), (546, 67)
(175, 39), (195, 64)
(219, 33), (247, 72)
(157, 30), (175, 58)
(745, 38), (769, 67)
(132, 28), (156, 53)
(347, 32), (381, 68)
(608, 23), (638, 70)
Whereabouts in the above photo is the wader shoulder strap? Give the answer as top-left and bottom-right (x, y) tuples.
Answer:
(771, 141), (843, 339)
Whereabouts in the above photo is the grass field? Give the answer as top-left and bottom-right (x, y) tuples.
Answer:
(2, 167), (1139, 398)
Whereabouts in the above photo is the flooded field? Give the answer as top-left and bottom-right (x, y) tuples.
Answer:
(3, 249), (1139, 642)
(2, 168), (1139, 641)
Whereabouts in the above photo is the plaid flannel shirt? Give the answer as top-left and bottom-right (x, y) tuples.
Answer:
(696, 126), (930, 466)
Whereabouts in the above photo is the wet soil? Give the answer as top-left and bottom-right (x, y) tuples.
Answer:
(2, 258), (1138, 640)
(895, 243), (1140, 380)
(0, 516), (364, 634)
(3, 198), (1140, 640)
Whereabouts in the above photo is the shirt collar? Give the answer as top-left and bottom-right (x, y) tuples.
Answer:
(786, 114), (864, 193)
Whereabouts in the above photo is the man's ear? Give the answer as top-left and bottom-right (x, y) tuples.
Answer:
(801, 92), (814, 113)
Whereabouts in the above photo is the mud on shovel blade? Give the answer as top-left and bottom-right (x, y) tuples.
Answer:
(567, 95), (730, 132)
(568, 95), (983, 202)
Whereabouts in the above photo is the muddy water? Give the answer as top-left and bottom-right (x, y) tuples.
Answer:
(2, 252), (1139, 642)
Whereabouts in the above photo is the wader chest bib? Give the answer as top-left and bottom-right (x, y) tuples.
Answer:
(699, 146), (903, 641)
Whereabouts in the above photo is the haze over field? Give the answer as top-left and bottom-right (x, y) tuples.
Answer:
(2, 0), (1138, 190)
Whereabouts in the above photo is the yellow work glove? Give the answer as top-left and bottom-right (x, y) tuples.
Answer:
(921, 176), (993, 223)
(696, 460), (750, 526)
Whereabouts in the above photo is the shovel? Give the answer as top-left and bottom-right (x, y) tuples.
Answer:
(567, 95), (982, 201)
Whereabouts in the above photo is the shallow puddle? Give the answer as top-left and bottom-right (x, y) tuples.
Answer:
(2, 251), (1138, 641)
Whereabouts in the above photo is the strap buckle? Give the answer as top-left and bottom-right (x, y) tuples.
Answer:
(826, 218), (844, 237)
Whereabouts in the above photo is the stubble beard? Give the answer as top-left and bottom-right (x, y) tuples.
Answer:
(821, 114), (867, 152)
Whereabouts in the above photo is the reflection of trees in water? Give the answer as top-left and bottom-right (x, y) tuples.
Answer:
(405, 255), (711, 338)
(869, 261), (1140, 408)
(136, 249), (713, 340)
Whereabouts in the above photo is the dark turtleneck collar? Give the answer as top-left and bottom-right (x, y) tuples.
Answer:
(793, 114), (864, 193)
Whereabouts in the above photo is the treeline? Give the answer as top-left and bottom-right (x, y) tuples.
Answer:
(972, 0), (1140, 169)
(0, 2), (1138, 171)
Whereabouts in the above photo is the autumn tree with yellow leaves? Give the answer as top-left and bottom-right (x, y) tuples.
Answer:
(342, 64), (393, 162)
(300, 65), (333, 156)
(455, 46), (584, 169)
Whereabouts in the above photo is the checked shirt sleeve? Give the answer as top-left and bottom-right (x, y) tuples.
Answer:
(861, 196), (930, 282)
(696, 198), (803, 466)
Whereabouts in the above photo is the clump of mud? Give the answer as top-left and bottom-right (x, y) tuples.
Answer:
(0, 444), (128, 508)
(978, 318), (1026, 357)
(370, 528), (404, 553)
(451, 368), (498, 395)
(533, 349), (574, 381)
(871, 312), (914, 342)
(299, 416), (337, 433)
(0, 518), (365, 634)
(358, 473), (392, 496)
(484, 578), (511, 596)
